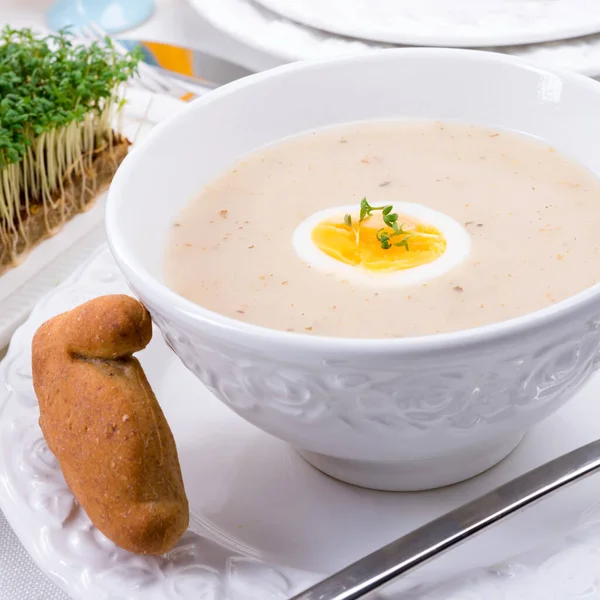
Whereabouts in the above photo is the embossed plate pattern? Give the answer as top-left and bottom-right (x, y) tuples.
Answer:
(187, 0), (600, 77)
(251, 0), (600, 47)
(4, 247), (600, 597)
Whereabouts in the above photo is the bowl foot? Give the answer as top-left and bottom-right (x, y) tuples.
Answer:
(297, 434), (524, 491)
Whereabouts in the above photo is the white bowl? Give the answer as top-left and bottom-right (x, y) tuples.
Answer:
(107, 49), (600, 491)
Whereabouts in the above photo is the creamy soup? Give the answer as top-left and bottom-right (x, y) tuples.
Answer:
(166, 121), (600, 338)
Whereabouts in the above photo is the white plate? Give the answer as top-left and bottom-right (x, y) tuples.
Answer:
(4, 246), (600, 598)
(188, 0), (600, 77)
(0, 89), (186, 350)
(252, 0), (600, 47)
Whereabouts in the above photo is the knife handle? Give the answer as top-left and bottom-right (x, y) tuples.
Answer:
(290, 438), (600, 600)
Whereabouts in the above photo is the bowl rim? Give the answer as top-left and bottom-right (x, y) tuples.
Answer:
(107, 47), (600, 355)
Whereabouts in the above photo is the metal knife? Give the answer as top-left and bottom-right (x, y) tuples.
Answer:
(289, 437), (600, 599)
(118, 39), (254, 89)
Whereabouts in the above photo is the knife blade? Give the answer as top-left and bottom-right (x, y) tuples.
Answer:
(118, 39), (254, 89)
(289, 438), (600, 599)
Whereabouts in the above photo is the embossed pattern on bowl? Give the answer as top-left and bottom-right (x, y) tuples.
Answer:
(107, 49), (600, 490)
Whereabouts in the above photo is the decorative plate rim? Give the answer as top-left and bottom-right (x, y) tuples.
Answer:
(251, 0), (600, 48)
(187, 0), (600, 77)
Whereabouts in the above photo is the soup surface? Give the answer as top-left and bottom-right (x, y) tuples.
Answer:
(166, 121), (600, 338)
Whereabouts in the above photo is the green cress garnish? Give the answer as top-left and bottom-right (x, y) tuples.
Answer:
(0, 27), (141, 244)
(344, 197), (411, 250)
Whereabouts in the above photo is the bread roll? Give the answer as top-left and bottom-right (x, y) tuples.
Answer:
(32, 294), (189, 555)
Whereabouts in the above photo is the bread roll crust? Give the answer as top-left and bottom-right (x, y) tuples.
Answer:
(32, 294), (189, 555)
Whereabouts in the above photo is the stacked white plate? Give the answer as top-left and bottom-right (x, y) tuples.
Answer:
(187, 0), (600, 76)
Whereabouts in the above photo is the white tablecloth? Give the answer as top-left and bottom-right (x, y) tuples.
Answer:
(0, 520), (67, 599)
(0, 2), (274, 598)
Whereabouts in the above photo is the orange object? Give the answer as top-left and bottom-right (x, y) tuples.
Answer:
(143, 41), (194, 76)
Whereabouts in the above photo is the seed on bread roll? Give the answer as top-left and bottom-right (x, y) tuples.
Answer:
(32, 294), (189, 555)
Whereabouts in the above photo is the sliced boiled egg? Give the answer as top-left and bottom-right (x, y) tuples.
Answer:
(292, 202), (471, 286)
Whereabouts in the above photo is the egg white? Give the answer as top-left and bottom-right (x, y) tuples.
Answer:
(292, 202), (471, 286)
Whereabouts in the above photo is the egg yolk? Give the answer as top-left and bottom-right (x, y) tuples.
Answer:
(311, 214), (446, 271)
